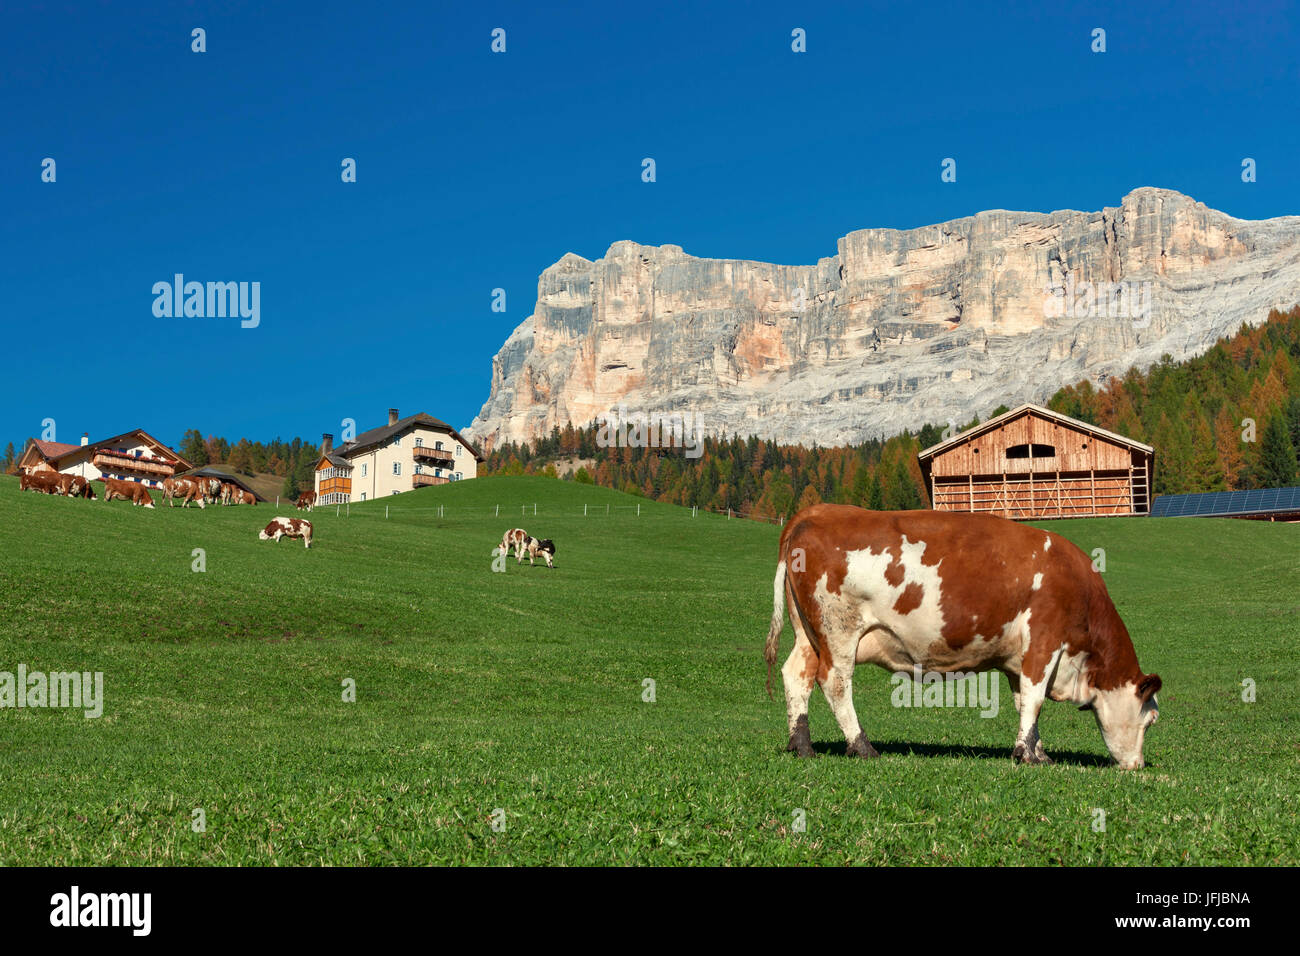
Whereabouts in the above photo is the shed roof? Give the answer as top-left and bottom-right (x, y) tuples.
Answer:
(917, 403), (1154, 459)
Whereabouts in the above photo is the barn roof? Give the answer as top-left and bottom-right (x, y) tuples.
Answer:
(916, 403), (1153, 459)
(316, 412), (484, 466)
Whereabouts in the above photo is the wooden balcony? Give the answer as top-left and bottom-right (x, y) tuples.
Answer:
(412, 473), (449, 488)
(412, 446), (455, 467)
(92, 450), (178, 477)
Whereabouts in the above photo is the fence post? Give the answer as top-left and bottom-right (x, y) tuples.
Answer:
(276, 496), (279, 506)
(637, 503), (640, 516)
(336, 504), (340, 517)
(385, 505), (389, 519)
(495, 504), (499, 518)
(584, 504), (587, 516)
(534, 503), (537, 516)
(728, 508), (731, 519)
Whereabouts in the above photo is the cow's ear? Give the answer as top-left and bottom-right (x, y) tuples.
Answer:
(1138, 673), (1161, 702)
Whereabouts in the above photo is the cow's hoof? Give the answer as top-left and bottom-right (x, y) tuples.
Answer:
(845, 734), (880, 759)
(1012, 743), (1051, 765)
(786, 715), (815, 757)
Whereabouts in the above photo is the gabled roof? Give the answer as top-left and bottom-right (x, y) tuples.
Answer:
(317, 412), (484, 467)
(31, 439), (80, 459)
(917, 403), (1154, 459)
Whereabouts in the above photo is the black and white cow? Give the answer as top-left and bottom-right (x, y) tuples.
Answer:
(520, 536), (556, 568)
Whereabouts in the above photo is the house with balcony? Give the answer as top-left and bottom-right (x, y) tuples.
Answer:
(18, 429), (193, 488)
(313, 408), (483, 504)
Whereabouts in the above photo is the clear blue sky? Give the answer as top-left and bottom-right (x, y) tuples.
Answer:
(3, 0), (1297, 454)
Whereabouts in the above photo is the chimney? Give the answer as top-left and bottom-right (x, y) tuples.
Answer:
(322, 433), (333, 454)
(388, 408), (399, 426)
(80, 432), (89, 447)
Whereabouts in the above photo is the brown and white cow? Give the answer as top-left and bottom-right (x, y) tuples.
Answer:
(68, 474), (95, 499)
(101, 476), (155, 508)
(499, 528), (528, 560)
(259, 517), (312, 548)
(239, 489), (256, 505)
(220, 482), (238, 506)
(162, 476), (206, 509)
(764, 505), (1161, 770)
(20, 470), (60, 494)
(296, 491), (316, 512)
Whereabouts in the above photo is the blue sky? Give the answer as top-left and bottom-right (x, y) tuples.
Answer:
(3, 0), (1297, 454)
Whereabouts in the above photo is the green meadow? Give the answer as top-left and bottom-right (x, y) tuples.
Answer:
(0, 474), (1296, 865)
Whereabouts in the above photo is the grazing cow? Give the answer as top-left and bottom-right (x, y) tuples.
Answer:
(20, 471), (60, 494)
(296, 491), (316, 512)
(68, 475), (95, 499)
(220, 482), (238, 506)
(162, 476), (206, 509)
(50, 473), (76, 496)
(499, 528), (528, 560)
(196, 476), (223, 505)
(259, 517), (312, 548)
(519, 536), (556, 568)
(765, 505), (1161, 770)
(239, 489), (257, 505)
(102, 477), (155, 508)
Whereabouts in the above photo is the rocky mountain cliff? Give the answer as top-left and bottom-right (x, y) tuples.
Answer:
(466, 189), (1300, 450)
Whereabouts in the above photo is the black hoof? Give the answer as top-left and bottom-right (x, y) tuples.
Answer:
(786, 715), (815, 757)
(846, 733), (880, 759)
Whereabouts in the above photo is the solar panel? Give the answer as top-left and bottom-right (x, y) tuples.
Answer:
(1150, 486), (1300, 517)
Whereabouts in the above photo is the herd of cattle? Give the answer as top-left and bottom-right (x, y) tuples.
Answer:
(18, 466), (318, 550)
(18, 467), (319, 511)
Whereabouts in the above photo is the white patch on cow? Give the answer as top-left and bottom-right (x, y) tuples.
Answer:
(1032, 572), (1043, 591)
(1047, 647), (1090, 703)
(1044, 536), (1052, 551)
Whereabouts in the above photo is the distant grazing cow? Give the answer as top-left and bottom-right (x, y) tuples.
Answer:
(239, 489), (256, 505)
(20, 471), (59, 494)
(519, 536), (556, 568)
(765, 505), (1161, 770)
(220, 482), (238, 506)
(68, 475), (94, 499)
(102, 477), (155, 508)
(259, 517), (312, 548)
(500, 528), (528, 560)
(194, 476), (223, 505)
(296, 491), (316, 512)
(162, 476), (206, 509)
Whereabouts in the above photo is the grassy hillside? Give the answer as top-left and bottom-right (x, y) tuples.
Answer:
(0, 475), (1296, 864)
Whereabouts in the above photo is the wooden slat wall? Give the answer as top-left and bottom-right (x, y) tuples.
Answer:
(929, 410), (1134, 477)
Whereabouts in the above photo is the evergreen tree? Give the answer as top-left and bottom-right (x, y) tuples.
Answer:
(1256, 413), (1299, 487)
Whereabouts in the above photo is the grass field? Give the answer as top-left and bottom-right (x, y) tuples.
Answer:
(0, 473), (1296, 865)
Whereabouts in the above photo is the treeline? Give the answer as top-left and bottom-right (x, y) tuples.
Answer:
(174, 430), (321, 499)
(483, 305), (1300, 510)
(1047, 305), (1300, 493)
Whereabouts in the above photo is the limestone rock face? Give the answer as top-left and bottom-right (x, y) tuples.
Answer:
(467, 189), (1300, 449)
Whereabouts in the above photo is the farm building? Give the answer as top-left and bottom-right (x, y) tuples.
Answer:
(1151, 486), (1300, 522)
(917, 404), (1154, 520)
(313, 408), (484, 505)
(18, 428), (193, 490)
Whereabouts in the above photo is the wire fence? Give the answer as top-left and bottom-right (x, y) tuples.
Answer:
(318, 500), (787, 525)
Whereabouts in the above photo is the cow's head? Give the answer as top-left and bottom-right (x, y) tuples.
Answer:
(1087, 673), (1160, 769)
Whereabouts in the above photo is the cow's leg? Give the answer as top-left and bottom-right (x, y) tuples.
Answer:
(780, 598), (818, 757)
(1011, 660), (1056, 765)
(815, 618), (878, 758)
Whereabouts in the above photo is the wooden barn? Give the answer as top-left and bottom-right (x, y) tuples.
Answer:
(917, 404), (1154, 520)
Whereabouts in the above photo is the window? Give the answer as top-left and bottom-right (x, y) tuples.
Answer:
(361, 492), (367, 501)
(393, 435), (401, 447)
(1006, 443), (1057, 460)
(455, 445), (461, 456)
(415, 436), (423, 447)
(414, 464), (423, 474)
(393, 461), (401, 476)
(434, 468), (442, 477)
(361, 463), (367, 477)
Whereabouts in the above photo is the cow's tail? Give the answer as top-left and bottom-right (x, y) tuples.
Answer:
(764, 559), (788, 700)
